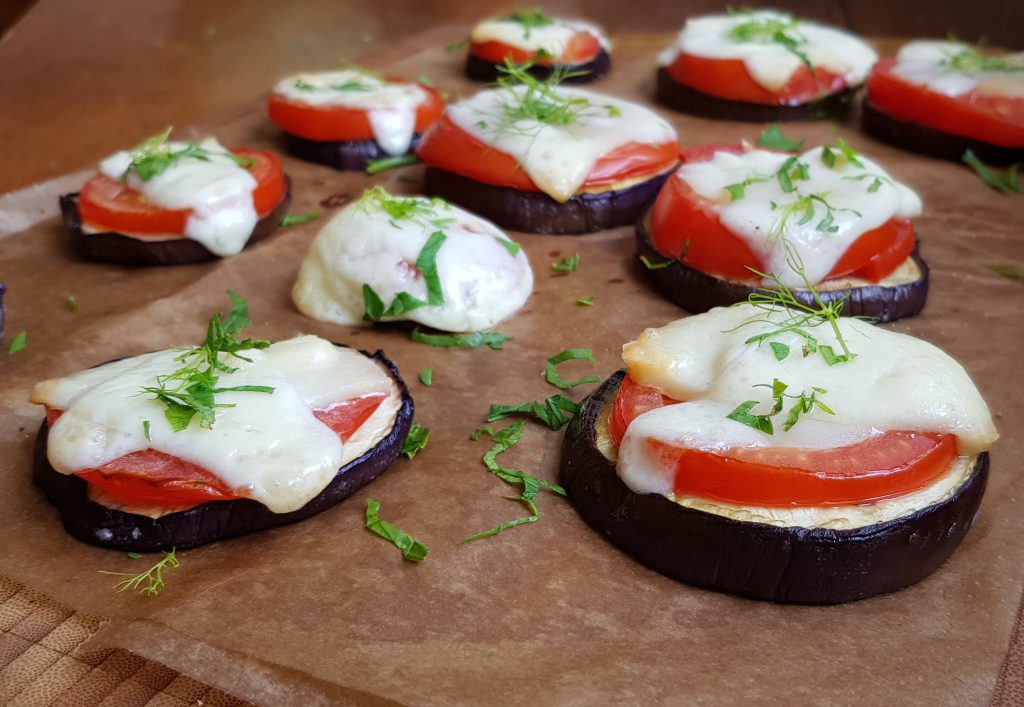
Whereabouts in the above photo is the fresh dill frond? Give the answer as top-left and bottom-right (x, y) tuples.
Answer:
(727, 11), (815, 75)
(99, 549), (180, 596)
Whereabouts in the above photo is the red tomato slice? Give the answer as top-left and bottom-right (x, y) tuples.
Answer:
(469, 32), (602, 65)
(666, 53), (849, 106)
(416, 115), (679, 193)
(77, 149), (287, 236)
(867, 58), (1024, 148)
(649, 146), (916, 282)
(609, 374), (675, 446)
(267, 81), (444, 142)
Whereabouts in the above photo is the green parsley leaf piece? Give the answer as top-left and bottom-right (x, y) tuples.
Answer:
(551, 253), (580, 273)
(365, 499), (429, 561)
(445, 36), (469, 53)
(726, 400), (774, 435)
(362, 232), (448, 321)
(576, 296), (594, 306)
(639, 255), (671, 270)
(362, 284), (388, 322)
(417, 231), (448, 306)
(543, 348), (599, 390)
(505, 8), (554, 39)
(66, 295), (79, 312)
(494, 236), (522, 256)
(419, 368), (433, 386)
(99, 549), (180, 596)
(7, 331), (27, 355)
(143, 420), (152, 441)
(401, 421), (431, 459)
(294, 78), (316, 91)
(758, 124), (804, 151)
(280, 210), (321, 227)
(126, 552), (142, 560)
(410, 329), (510, 350)
(962, 149), (1023, 193)
(470, 425), (494, 441)
(987, 263), (1024, 283)
(366, 154), (419, 175)
(769, 341), (790, 361)
(487, 394), (580, 430)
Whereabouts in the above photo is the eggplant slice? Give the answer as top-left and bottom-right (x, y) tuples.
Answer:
(655, 68), (858, 122)
(282, 132), (424, 171)
(862, 99), (1024, 166)
(635, 212), (929, 322)
(560, 371), (989, 604)
(60, 178), (292, 267)
(423, 167), (670, 234)
(465, 49), (611, 84)
(33, 348), (414, 552)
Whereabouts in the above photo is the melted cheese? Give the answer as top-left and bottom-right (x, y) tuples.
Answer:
(292, 193), (533, 331)
(274, 70), (428, 155)
(446, 86), (676, 202)
(30, 336), (396, 514)
(97, 138), (258, 257)
(674, 146), (922, 287)
(470, 17), (610, 55)
(659, 11), (877, 92)
(891, 40), (1024, 99)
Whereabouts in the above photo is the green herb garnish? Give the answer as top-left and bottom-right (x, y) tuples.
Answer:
(99, 549), (179, 596)
(126, 552), (142, 560)
(494, 236), (522, 256)
(401, 421), (431, 459)
(987, 263), (1024, 283)
(445, 37), (469, 53)
(410, 329), (510, 349)
(66, 295), (79, 312)
(820, 138), (864, 169)
(726, 378), (834, 435)
(122, 128), (255, 182)
(365, 499), (428, 561)
(551, 253), (580, 273)
(944, 47), (1024, 74)
(280, 210), (321, 227)
(143, 420), (152, 441)
(758, 124), (804, 151)
(962, 149), (1022, 193)
(576, 296), (594, 306)
(491, 60), (597, 132)
(470, 425), (494, 440)
(419, 368), (433, 386)
(487, 394), (579, 430)
(294, 78), (316, 91)
(363, 231), (447, 321)
(727, 11), (816, 78)
(639, 255), (671, 270)
(504, 8), (555, 39)
(544, 348), (599, 390)
(366, 154), (420, 175)
(358, 186), (455, 228)
(7, 331), (27, 355)
(139, 291), (274, 432)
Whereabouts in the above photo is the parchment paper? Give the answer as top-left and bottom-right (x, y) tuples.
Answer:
(1, 33), (1022, 706)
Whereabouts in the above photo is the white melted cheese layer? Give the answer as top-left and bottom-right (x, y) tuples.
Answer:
(891, 40), (1024, 99)
(274, 70), (428, 155)
(470, 17), (611, 54)
(98, 138), (258, 257)
(292, 195), (533, 331)
(30, 336), (395, 514)
(675, 146), (922, 287)
(447, 86), (676, 202)
(659, 11), (877, 92)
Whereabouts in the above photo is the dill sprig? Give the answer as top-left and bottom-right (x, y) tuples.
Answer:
(727, 11), (816, 76)
(357, 186), (455, 229)
(944, 47), (1024, 74)
(122, 128), (254, 182)
(99, 549), (180, 596)
(139, 291), (274, 433)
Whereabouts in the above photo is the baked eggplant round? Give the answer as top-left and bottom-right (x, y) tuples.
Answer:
(282, 132), (424, 171)
(465, 48), (611, 84)
(560, 371), (989, 604)
(32, 348), (414, 552)
(635, 212), (929, 322)
(862, 99), (1024, 167)
(423, 167), (670, 234)
(60, 179), (292, 267)
(655, 67), (858, 122)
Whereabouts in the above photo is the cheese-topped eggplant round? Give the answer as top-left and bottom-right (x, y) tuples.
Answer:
(60, 131), (291, 266)
(863, 41), (1024, 165)
(560, 304), (997, 603)
(464, 10), (611, 84)
(30, 296), (413, 551)
(657, 10), (877, 121)
(293, 187), (533, 331)
(637, 142), (929, 321)
(417, 71), (679, 234)
(268, 67), (445, 170)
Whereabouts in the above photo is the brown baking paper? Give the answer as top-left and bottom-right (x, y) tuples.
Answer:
(1, 33), (1023, 706)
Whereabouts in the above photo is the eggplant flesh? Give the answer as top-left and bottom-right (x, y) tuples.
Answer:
(32, 349), (414, 553)
(282, 133), (424, 171)
(423, 167), (670, 234)
(655, 67), (858, 122)
(559, 371), (989, 604)
(60, 179), (292, 267)
(465, 49), (611, 84)
(862, 99), (1024, 166)
(635, 212), (930, 322)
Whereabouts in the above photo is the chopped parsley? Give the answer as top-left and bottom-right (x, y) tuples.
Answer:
(365, 499), (429, 561)
(727, 11), (815, 77)
(639, 255), (671, 270)
(494, 236), (522, 256)
(121, 128), (254, 182)
(7, 331), (27, 355)
(487, 394), (579, 430)
(280, 210), (321, 227)
(418, 368), (434, 386)
(551, 253), (580, 273)
(758, 124), (804, 152)
(962, 150), (1022, 193)
(504, 9), (555, 39)
(576, 296), (594, 306)
(544, 348), (599, 390)
(726, 378), (834, 435)
(988, 263), (1024, 283)
(401, 421), (431, 458)
(363, 231), (447, 321)
(66, 295), (79, 312)
(410, 329), (510, 350)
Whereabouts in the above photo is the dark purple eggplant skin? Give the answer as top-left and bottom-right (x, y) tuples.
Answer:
(32, 348), (414, 553)
(560, 371), (990, 604)
(465, 48), (611, 84)
(423, 167), (671, 234)
(635, 213), (930, 322)
(655, 67), (858, 122)
(60, 178), (292, 267)
(282, 132), (424, 171)
(862, 99), (1024, 166)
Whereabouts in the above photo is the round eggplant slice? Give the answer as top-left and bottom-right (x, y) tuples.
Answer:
(655, 67), (858, 122)
(465, 48), (611, 84)
(60, 179), (292, 267)
(423, 167), (670, 234)
(862, 99), (1024, 166)
(560, 371), (989, 604)
(282, 132), (424, 171)
(32, 348), (414, 553)
(635, 212), (929, 322)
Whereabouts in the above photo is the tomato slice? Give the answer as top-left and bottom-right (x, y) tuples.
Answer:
(649, 146), (916, 282)
(609, 374), (675, 446)
(416, 115), (679, 193)
(867, 58), (1024, 148)
(665, 53), (849, 106)
(267, 81), (444, 142)
(469, 32), (602, 65)
(77, 149), (287, 236)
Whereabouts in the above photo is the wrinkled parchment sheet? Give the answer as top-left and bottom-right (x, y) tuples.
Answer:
(1, 33), (1022, 706)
